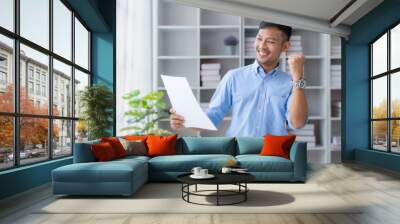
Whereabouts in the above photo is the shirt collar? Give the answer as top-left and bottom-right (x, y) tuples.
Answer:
(252, 60), (280, 78)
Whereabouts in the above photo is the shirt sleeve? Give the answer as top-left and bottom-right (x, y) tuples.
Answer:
(285, 88), (308, 131)
(206, 71), (234, 128)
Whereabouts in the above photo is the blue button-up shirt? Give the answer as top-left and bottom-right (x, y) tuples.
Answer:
(206, 60), (299, 137)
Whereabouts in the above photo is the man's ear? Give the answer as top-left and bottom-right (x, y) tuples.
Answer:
(282, 40), (290, 52)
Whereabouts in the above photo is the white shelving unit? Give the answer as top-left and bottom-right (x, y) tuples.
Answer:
(153, 0), (342, 163)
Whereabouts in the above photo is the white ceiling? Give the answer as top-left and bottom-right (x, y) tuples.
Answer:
(224, 0), (352, 23)
(174, 0), (384, 38)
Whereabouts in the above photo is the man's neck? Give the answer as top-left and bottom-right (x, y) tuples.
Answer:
(258, 60), (279, 73)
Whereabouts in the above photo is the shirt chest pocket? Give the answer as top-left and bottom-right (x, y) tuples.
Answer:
(268, 95), (287, 110)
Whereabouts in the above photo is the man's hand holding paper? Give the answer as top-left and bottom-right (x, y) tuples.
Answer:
(161, 75), (217, 131)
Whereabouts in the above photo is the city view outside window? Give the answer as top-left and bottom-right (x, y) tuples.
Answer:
(0, 0), (91, 170)
(371, 23), (400, 153)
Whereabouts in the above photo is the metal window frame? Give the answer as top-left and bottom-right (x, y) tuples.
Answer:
(0, 0), (92, 171)
(369, 18), (400, 155)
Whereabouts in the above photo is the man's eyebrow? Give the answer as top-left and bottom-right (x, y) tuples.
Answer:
(256, 35), (278, 41)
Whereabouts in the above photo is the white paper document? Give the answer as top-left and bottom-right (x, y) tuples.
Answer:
(161, 75), (217, 131)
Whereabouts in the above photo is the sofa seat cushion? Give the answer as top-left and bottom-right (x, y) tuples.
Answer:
(149, 154), (235, 172)
(52, 159), (147, 183)
(117, 155), (150, 163)
(236, 155), (293, 172)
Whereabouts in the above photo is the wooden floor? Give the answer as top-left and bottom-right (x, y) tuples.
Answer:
(1, 162), (400, 224)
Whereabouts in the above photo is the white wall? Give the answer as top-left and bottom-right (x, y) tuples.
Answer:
(116, 0), (153, 135)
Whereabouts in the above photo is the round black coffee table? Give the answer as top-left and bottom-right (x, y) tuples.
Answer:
(177, 173), (255, 206)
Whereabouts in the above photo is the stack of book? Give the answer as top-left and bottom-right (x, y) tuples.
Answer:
(331, 64), (341, 89)
(291, 123), (316, 148)
(287, 35), (302, 55)
(331, 101), (341, 117)
(331, 46), (341, 57)
(201, 63), (221, 88)
(245, 37), (255, 56)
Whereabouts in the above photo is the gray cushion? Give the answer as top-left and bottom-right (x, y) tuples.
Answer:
(119, 138), (147, 156)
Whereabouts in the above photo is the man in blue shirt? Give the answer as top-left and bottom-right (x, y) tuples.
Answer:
(170, 22), (308, 137)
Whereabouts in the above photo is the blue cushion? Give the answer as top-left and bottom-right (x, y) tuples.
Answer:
(73, 139), (100, 163)
(179, 137), (235, 155)
(236, 155), (293, 172)
(236, 137), (263, 155)
(149, 154), (235, 172)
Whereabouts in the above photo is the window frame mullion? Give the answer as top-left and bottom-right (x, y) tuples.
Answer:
(0, 0), (92, 172)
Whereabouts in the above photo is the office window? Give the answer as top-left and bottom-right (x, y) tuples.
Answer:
(0, 55), (7, 67)
(0, 34), (13, 113)
(53, 119), (72, 158)
(21, 44), (50, 117)
(74, 69), (89, 118)
(0, 0), (14, 31)
(28, 81), (34, 94)
(370, 22), (400, 153)
(0, 0), (91, 170)
(53, 0), (72, 60)
(28, 67), (34, 80)
(0, 71), (6, 84)
(75, 18), (89, 70)
(35, 83), (40, 95)
(0, 53), (7, 89)
(20, 0), (49, 49)
(0, 116), (13, 170)
(19, 117), (49, 165)
(391, 24), (400, 70)
(53, 59), (72, 116)
(35, 70), (40, 80)
(42, 85), (46, 97)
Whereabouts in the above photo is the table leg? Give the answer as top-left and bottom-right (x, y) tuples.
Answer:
(245, 183), (247, 201)
(187, 184), (190, 202)
(217, 184), (219, 206)
(181, 184), (183, 199)
(195, 184), (197, 192)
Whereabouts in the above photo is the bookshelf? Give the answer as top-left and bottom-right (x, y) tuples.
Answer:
(153, 0), (342, 163)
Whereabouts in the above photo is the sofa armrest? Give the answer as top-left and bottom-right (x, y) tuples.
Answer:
(73, 140), (100, 163)
(289, 142), (307, 181)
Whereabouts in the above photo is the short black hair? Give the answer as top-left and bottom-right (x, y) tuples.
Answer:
(258, 21), (292, 41)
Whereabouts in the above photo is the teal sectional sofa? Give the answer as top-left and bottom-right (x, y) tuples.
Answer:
(52, 137), (307, 196)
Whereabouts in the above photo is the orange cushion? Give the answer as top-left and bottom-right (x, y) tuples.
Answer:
(91, 142), (118, 161)
(124, 135), (148, 142)
(259, 134), (296, 159)
(101, 137), (127, 158)
(146, 134), (177, 157)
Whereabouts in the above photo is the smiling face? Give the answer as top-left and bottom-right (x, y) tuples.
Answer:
(255, 27), (290, 68)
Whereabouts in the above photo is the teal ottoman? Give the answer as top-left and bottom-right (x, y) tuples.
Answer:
(52, 156), (148, 196)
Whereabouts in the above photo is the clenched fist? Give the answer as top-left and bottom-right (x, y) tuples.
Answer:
(287, 53), (305, 81)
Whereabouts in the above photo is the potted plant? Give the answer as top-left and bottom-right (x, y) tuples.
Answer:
(224, 35), (238, 55)
(78, 84), (113, 140)
(121, 90), (171, 135)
